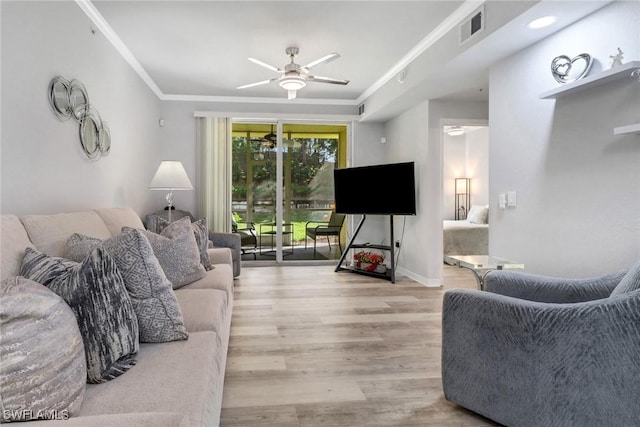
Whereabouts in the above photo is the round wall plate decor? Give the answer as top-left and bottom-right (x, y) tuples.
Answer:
(69, 80), (90, 122)
(48, 76), (72, 120)
(99, 121), (111, 155)
(78, 106), (101, 160)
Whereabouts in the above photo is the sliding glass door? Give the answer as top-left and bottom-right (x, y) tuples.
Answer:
(232, 121), (347, 262)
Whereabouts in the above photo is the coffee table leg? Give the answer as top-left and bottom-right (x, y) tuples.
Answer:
(467, 268), (492, 290)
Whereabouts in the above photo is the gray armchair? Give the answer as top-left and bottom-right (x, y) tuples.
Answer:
(442, 263), (640, 427)
(145, 209), (242, 277)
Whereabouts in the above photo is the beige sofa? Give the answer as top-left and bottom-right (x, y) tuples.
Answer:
(0, 207), (234, 426)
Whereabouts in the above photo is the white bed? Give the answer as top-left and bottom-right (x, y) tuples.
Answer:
(443, 220), (489, 256)
(443, 206), (489, 259)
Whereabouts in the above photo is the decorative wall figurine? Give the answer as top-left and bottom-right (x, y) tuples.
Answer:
(609, 47), (624, 68)
(47, 76), (110, 160)
(550, 53), (593, 84)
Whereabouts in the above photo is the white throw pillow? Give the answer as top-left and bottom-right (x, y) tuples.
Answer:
(467, 205), (489, 224)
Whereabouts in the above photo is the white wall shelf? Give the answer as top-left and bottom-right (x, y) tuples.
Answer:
(613, 123), (640, 135)
(540, 60), (640, 99)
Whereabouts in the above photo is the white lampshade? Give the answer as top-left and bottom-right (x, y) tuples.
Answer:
(149, 161), (193, 190)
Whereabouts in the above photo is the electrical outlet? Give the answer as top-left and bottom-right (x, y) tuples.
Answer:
(395, 240), (400, 248)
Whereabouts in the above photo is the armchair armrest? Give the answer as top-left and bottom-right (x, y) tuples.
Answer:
(442, 289), (640, 426)
(208, 231), (240, 252)
(484, 270), (625, 303)
(208, 231), (241, 277)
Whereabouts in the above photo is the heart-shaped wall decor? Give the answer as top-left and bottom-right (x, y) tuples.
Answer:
(551, 53), (593, 84)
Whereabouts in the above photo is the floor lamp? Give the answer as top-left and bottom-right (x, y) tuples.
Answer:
(455, 178), (470, 220)
(149, 160), (193, 223)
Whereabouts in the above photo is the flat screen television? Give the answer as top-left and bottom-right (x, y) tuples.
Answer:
(333, 162), (416, 215)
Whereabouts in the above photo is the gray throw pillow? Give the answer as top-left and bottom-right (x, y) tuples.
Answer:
(126, 216), (206, 289)
(156, 216), (213, 271)
(610, 259), (640, 297)
(0, 277), (86, 422)
(64, 230), (189, 343)
(20, 247), (139, 384)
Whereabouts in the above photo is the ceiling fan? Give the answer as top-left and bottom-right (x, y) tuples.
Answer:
(249, 125), (299, 149)
(237, 47), (349, 99)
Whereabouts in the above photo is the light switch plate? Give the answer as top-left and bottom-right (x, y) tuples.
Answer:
(507, 191), (517, 207)
(499, 193), (507, 209)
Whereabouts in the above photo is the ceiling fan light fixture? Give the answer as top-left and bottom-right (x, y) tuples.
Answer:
(279, 75), (307, 91)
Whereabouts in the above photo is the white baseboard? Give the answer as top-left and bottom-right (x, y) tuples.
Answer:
(396, 267), (441, 287)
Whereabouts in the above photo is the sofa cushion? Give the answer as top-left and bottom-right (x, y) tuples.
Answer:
(174, 289), (228, 334)
(20, 247), (139, 383)
(21, 211), (112, 257)
(129, 217), (206, 289)
(0, 214), (35, 281)
(64, 230), (189, 343)
(180, 263), (234, 297)
(610, 259), (640, 297)
(79, 331), (224, 427)
(0, 277), (86, 422)
(94, 207), (145, 236)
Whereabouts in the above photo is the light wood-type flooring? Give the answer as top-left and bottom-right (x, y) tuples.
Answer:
(220, 264), (499, 426)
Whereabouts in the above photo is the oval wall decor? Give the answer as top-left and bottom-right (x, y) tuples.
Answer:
(47, 76), (110, 160)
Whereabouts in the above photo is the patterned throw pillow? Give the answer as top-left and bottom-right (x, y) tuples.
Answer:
(64, 230), (189, 343)
(0, 277), (86, 422)
(156, 217), (213, 271)
(20, 247), (139, 384)
(126, 216), (206, 289)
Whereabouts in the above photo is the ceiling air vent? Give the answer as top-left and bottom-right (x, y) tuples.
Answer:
(460, 5), (484, 45)
(358, 104), (365, 115)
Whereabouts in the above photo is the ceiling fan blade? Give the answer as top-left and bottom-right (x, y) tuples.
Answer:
(248, 57), (282, 73)
(288, 90), (297, 100)
(302, 53), (340, 71)
(307, 75), (349, 85)
(236, 77), (277, 89)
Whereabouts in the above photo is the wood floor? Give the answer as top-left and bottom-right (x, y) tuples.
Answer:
(220, 264), (499, 426)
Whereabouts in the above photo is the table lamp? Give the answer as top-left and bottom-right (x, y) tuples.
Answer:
(149, 160), (193, 222)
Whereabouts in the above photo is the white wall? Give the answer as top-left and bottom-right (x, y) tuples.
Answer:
(465, 127), (489, 207)
(489, 1), (640, 277)
(384, 101), (433, 284)
(1, 1), (161, 216)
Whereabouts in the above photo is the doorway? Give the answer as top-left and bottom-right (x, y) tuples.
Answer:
(231, 121), (348, 263)
(442, 123), (489, 263)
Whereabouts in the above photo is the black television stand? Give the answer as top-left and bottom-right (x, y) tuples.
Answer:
(335, 214), (396, 283)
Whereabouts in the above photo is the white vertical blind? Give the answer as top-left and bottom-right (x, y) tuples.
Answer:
(196, 117), (232, 232)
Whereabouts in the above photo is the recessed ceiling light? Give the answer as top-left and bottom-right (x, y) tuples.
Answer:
(528, 16), (557, 29)
(446, 126), (465, 136)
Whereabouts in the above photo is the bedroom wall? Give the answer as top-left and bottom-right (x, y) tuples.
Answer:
(489, 0), (640, 277)
(1, 1), (161, 217)
(443, 126), (489, 220)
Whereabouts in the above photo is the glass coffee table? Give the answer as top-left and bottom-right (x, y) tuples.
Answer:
(445, 255), (524, 290)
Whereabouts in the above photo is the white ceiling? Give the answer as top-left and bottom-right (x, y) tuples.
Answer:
(88, 0), (612, 115)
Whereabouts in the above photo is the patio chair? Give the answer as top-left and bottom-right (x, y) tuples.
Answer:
(305, 211), (346, 258)
(232, 217), (257, 260)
